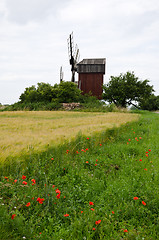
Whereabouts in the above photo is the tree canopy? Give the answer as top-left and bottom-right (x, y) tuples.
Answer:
(103, 71), (154, 108)
(139, 94), (159, 111)
(19, 81), (82, 104)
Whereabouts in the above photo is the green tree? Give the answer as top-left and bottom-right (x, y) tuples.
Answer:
(56, 81), (81, 103)
(103, 71), (154, 108)
(19, 81), (82, 104)
(139, 94), (159, 111)
(36, 82), (55, 102)
(19, 85), (38, 103)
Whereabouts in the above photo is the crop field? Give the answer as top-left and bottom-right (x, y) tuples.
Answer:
(0, 111), (139, 163)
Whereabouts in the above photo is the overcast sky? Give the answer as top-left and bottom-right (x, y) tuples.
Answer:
(0, 0), (159, 104)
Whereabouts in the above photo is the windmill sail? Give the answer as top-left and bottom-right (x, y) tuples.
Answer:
(60, 66), (64, 82)
(67, 32), (80, 82)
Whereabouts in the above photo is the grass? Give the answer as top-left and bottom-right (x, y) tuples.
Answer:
(0, 111), (138, 163)
(0, 111), (159, 239)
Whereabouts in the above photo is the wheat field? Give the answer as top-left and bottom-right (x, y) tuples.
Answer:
(0, 111), (139, 162)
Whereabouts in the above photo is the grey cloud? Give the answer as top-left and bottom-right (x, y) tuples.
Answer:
(125, 10), (159, 36)
(6, 0), (69, 24)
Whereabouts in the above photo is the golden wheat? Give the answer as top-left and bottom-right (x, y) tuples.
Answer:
(0, 111), (139, 162)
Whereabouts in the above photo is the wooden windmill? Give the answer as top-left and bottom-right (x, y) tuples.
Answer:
(67, 32), (80, 82)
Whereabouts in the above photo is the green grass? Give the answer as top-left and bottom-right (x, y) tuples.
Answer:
(0, 112), (159, 239)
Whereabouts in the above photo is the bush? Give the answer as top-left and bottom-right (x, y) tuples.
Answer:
(2, 101), (62, 111)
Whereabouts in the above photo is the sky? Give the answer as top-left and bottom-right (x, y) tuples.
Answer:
(0, 0), (159, 104)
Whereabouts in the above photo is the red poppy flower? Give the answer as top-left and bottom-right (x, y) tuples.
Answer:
(123, 229), (128, 232)
(76, 151), (79, 154)
(22, 175), (26, 180)
(96, 159), (98, 162)
(81, 211), (83, 213)
(14, 179), (17, 183)
(99, 144), (102, 146)
(52, 185), (55, 188)
(142, 201), (146, 206)
(4, 176), (8, 179)
(95, 220), (101, 225)
(11, 214), (16, 219)
(92, 228), (96, 231)
(26, 202), (31, 207)
(85, 148), (88, 151)
(64, 213), (69, 217)
(146, 154), (148, 157)
(31, 179), (36, 185)
(56, 193), (61, 199)
(55, 189), (61, 194)
(22, 181), (27, 185)
(89, 202), (94, 205)
(95, 164), (97, 166)
(87, 137), (89, 140)
(86, 161), (89, 163)
(133, 197), (139, 200)
(144, 168), (148, 171)
(91, 208), (95, 211)
(51, 158), (54, 160)
(112, 211), (115, 214)
(37, 197), (44, 204)
(148, 149), (151, 152)
(128, 139), (131, 141)
(139, 159), (142, 161)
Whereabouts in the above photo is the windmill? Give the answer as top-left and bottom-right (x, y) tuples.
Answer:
(67, 32), (80, 82)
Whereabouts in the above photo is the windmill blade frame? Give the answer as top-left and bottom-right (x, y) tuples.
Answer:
(67, 32), (80, 82)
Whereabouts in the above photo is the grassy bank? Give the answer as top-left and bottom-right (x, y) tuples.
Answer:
(0, 112), (159, 239)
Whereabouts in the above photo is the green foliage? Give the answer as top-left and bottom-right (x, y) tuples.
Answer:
(3, 81), (110, 112)
(0, 112), (159, 239)
(103, 71), (154, 109)
(3, 82), (82, 111)
(56, 81), (81, 103)
(19, 82), (57, 103)
(9, 81), (82, 110)
(3, 101), (62, 111)
(139, 94), (159, 111)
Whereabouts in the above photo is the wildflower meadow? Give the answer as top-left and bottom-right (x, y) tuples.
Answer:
(0, 111), (159, 239)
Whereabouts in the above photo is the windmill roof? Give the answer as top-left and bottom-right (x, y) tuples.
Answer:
(77, 58), (106, 65)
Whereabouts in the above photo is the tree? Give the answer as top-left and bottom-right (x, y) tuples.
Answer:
(103, 71), (154, 108)
(19, 85), (38, 103)
(36, 82), (55, 102)
(19, 81), (82, 104)
(56, 81), (81, 103)
(139, 94), (159, 111)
